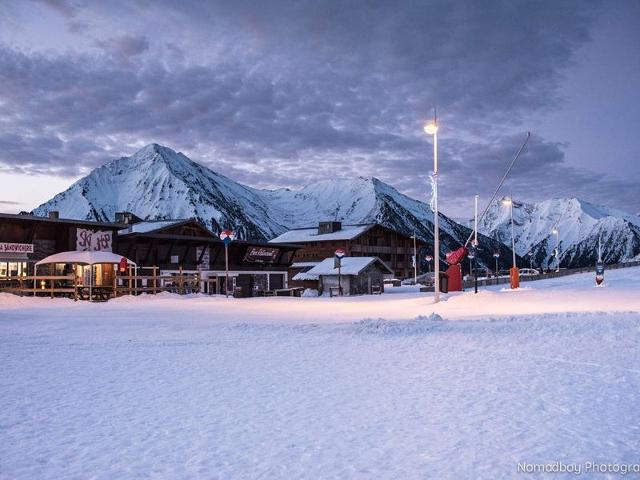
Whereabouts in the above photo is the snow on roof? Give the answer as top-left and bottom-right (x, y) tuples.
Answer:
(119, 220), (185, 235)
(290, 261), (321, 268)
(36, 250), (135, 266)
(269, 224), (373, 243)
(292, 271), (320, 281)
(305, 256), (392, 276)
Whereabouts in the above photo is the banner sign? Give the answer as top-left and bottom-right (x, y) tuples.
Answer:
(0, 242), (34, 254)
(243, 246), (279, 263)
(196, 246), (210, 270)
(76, 228), (113, 252)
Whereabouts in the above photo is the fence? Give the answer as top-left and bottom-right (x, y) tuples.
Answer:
(0, 268), (200, 301)
(462, 259), (640, 289)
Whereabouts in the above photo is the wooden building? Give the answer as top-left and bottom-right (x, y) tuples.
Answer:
(269, 221), (424, 280)
(116, 219), (300, 296)
(1, 212), (300, 297)
(0, 211), (123, 277)
(297, 256), (392, 296)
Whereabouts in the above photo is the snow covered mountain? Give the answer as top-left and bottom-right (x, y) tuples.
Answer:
(478, 197), (640, 268)
(33, 143), (514, 266)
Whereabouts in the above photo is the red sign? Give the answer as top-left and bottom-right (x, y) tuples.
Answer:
(445, 246), (467, 265)
(335, 248), (346, 258)
(119, 257), (128, 273)
(219, 230), (234, 241)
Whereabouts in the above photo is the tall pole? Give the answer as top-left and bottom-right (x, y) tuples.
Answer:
(474, 195), (478, 247)
(338, 260), (342, 295)
(413, 233), (417, 284)
(509, 199), (516, 269)
(225, 243), (229, 298)
(423, 109), (440, 303)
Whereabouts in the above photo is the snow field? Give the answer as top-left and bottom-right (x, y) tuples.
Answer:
(1, 267), (639, 479)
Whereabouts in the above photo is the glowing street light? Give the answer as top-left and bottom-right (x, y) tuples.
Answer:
(424, 112), (440, 302)
(502, 196), (516, 270)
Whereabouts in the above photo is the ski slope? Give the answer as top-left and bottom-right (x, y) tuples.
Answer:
(1, 267), (639, 479)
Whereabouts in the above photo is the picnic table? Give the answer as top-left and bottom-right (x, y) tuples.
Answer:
(77, 286), (113, 301)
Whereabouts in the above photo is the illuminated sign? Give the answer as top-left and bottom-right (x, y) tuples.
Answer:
(243, 246), (280, 263)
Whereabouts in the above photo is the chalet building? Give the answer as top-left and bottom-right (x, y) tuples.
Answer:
(296, 256), (392, 296)
(1, 211), (299, 297)
(269, 221), (424, 280)
(0, 211), (123, 277)
(117, 218), (299, 296)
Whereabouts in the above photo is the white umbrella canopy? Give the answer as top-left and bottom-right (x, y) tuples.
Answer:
(36, 251), (135, 266)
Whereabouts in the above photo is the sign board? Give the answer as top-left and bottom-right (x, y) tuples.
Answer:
(196, 246), (210, 270)
(425, 255), (433, 262)
(244, 246), (280, 263)
(0, 242), (34, 254)
(334, 248), (346, 258)
(76, 228), (112, 252)
(219, 229), (235, 246)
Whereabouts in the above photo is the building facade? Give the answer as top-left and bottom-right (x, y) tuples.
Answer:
(269, 222), (424, 280)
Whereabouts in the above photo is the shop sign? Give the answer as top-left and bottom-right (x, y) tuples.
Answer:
(244, 246), (279, 263)
(196, 246), (210, 270)
(76, 228), (113, 252)
(0, 242), (34, 254)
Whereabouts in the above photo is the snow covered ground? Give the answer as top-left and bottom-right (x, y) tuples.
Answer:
(1, 267), (639, 479)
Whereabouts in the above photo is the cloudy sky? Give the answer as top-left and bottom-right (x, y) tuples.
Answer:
(0, 0), (638, 217)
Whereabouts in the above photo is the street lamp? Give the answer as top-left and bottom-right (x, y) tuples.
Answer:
(424, 112), (439, 303)
(411, 233), (417, 284)
(425, 254), (433, 273)
(493, 251), (500, 277)
(501, 196), (516, 270)
(551, 228), (559, 272)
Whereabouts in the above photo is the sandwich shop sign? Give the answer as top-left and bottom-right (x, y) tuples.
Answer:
(0, 242), (34, 254)
(76, 228), (113, 252)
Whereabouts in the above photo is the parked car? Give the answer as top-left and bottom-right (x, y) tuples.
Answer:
(519, 268), (540, 276)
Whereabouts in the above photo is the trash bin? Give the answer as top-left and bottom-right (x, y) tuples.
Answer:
(233, 286), (243, 298)
(439, 272), (449, 293)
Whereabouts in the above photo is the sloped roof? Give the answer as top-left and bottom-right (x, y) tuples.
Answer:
(119, 219), (186, 235)
(269, 224), (374, 243)
(304, 256), (393, 276)
(290, 261), (321, 268)
(36, 250), (135, 266)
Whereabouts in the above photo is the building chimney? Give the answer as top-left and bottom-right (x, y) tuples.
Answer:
(318, 221), (342, 235)
(48, 211), (59, 219)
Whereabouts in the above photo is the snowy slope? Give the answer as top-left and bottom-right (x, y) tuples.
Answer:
(478, 197), (640, 268)
(2, 267), (640, 479)
(33, 144), (514, 266)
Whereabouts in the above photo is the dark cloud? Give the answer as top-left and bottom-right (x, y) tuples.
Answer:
(94, 34), (149, 61)
(1, 0), (636, 216)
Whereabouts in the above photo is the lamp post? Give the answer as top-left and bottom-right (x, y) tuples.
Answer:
(528, 251), (533, 270)
(425, 255), (433, 274)
(412, 233), (417, 284)
(493, 252), (500, 277)
(424, 112), (439, 303)
(551, 228), (559, 272)
(502, 196), (516, 270)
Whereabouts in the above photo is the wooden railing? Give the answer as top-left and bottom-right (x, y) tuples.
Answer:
(0, 271), (201, 300)
(0, 275), (78, 299)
